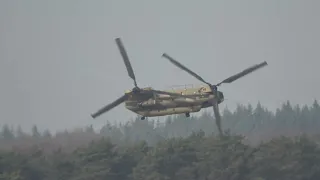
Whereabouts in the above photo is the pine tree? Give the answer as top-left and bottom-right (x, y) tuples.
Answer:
(32, 125), (41, 138)
(1, 124), (14, 140)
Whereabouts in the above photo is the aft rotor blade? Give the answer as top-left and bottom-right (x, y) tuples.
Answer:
(162, 53), (211, 85)
(115, 38), (138, 87)
(212, 100), (223, 136)
(91, 94), (127, 118)
(216, 61), (268, 86)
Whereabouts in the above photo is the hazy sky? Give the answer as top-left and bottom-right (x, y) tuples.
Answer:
(1, 0), (319, 132)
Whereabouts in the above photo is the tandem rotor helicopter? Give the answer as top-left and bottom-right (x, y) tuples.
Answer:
(91, 38), (268, 135)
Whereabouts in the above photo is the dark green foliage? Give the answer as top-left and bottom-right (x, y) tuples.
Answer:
(1, 134), (320, 180)
(0, 100), (320, 179)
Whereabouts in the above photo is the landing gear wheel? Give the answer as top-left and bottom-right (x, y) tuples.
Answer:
(185, 112), (190, 117)
(141, 116), (145, 120)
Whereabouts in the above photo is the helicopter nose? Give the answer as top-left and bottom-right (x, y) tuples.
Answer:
(217, 91), (224, 103)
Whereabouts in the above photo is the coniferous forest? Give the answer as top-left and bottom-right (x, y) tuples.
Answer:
(1, 100), (320, 180)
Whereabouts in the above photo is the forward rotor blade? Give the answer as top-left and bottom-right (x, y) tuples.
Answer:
(216, 61), (268, 86)
(162, 53), (211, 85)
(115, 38), (138, 87)
(91, 94), (127, 118)
(212, 100), (223, 136)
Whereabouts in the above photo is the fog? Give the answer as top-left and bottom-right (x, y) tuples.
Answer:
(1, 0), (319, 132)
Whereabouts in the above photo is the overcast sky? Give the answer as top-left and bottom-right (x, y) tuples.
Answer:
(1, 0), (319, 133)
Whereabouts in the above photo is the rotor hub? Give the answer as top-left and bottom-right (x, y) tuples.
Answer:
(210, 85), (218, 91)
(132, 87), (140, 93)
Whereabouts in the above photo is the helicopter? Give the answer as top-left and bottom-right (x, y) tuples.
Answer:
(91, 38), (268, 136)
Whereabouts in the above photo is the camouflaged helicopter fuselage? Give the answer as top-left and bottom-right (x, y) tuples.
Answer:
(124, 84), (224, 117)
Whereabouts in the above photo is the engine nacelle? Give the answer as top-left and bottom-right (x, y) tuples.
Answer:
(156, 94), (172, 100)
(139, 99), (156, 107)
(138, 105), (202, 117)
(173, 97), (196, 104)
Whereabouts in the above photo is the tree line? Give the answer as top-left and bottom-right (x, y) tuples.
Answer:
(1, 100), (320, 179)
